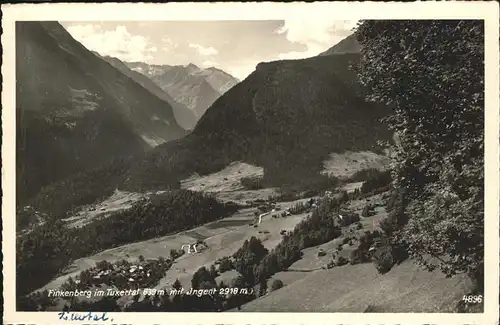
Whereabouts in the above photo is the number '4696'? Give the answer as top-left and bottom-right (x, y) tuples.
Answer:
(462, 295), (483, 303)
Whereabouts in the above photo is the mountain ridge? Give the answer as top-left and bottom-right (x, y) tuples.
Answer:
(125, 61), (239, 120)
(100, 55), (198, 130)
(16, 21), (186, 203)
(319, 34), (360, 56)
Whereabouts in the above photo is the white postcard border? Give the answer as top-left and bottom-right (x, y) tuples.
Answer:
(2, 2), (499, 325)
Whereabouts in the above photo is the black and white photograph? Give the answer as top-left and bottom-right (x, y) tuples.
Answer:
(3, 2), (499, 324)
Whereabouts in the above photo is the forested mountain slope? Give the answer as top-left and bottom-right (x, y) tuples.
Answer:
(16, 21), (186, 203)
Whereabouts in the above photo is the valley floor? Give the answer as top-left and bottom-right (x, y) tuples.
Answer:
(38, 201), (311, 310)
(32, 156), (474, 312)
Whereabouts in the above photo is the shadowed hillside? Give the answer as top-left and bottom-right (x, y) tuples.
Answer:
(121, 53), (392, 192)
(16, 21), (186, 204)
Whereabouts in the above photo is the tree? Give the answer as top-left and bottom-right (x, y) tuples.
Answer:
(171, 279), (184, 311)
(172, 279), (182, 291)
(340, 190), (349, 203)
(233, 237), (269, 285)
(299, 235), (312, 249)
(226, 275), (254, 310)
(379, 199), (407, 237)
(96, 260), (112, 270)
(209, 264), (218, 279)
(219, 256), (233, 273)
(170, 249), (178, 261)
(357, 20), (484, 288)
(191, 266), (216, 290)
(270, 279), (284, 292)
(373, 245), (394, 275)
(60, 276), (78, 293)
(349, 249), (362, 265)
(335, 256), (349, 267)
(258, 279), (268, 297)
(361, 205), (370, 218)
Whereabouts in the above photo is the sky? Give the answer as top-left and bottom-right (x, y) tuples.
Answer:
(60, 20), (357, 80)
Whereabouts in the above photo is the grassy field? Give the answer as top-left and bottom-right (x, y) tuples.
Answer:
(321, 151), (390, 179)
(62, 190), (148, 228)
(181, 161), (278, 204)
(181, 162), (264, 192)
(239, 260), (472, 312)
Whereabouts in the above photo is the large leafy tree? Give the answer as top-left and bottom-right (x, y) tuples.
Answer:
(356, 20), (484, 287)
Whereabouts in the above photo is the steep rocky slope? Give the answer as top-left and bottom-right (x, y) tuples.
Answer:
(101, 55), (197, 130)
(126, 62), (239, 120)
(193, 66), (240, 94)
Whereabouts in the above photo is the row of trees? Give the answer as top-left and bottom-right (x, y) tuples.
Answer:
(347, 168), (385, 183)
(360, 170), (392, 194)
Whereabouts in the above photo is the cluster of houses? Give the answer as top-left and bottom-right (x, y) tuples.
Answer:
(269, 206), (292, 220)
(252, 191), (342, 226)
(73, 258), (174, 290)
(88, 263), (153, 286)
(251, 190), (361, 233)
(253, 204), (293, 226)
